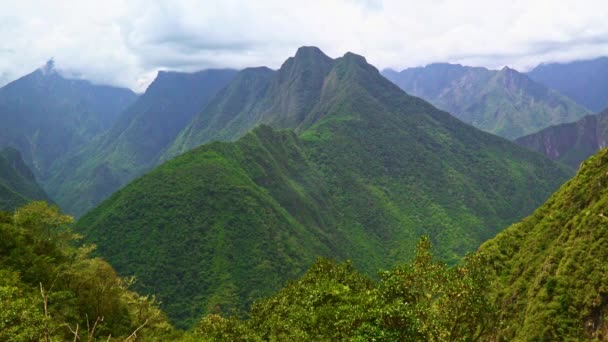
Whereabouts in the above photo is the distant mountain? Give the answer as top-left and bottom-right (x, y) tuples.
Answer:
(516, 108), (608, 168)
(0, 147), (49, 210)
(382, 63), (590, 139)
(527, 57), (608, 112)
(46, 69), (238, 216)
(77, 47), (570, 327)
(481, 147), (608, 340)
(0, 60), (137, 179)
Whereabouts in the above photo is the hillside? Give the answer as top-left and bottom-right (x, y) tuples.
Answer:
(382, 63), (590, 139)
(516, 108), (608, 168)
(480, 148), (608, 340)
(527, 57), (608, 112)
(0, 60), (137, 179)
(77, 47), (571, 327)
(0, 147), (50, 210)
(46, 69), (238, 216)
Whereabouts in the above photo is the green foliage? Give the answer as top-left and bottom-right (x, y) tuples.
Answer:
(0, 201), (178, 340)
(480, 148), (608, 340)
(383, 63), (591, 139)
(77, 48), (571, 328)
(189, 237), (495, 341)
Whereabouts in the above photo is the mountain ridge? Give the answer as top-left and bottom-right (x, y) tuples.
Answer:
(382, 63), (591, 139)
(45, 68), (238, 216)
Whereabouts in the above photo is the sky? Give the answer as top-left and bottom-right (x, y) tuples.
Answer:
(1, 0), (607, 92)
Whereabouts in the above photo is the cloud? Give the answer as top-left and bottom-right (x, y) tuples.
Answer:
(0, 0), (607, 91)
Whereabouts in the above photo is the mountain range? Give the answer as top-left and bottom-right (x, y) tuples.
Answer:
(516, 108), (608, 168)
(382, 63), (591, 139)
(76, 47), (571, 327)
(0, 60), (137, 180)
(45, 69), (238, 216)
(527, 57), (608, 112)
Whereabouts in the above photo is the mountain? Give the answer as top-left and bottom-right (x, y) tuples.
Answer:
(166, 46), (335, 158)
(527, 57), (608, 112)
(77, 47), (571, 327)
(480, 148), (608, 340)
(0, 147), (50, 210)
(382, 63), (591, 139)
(0, 60), (137, 179)
(516, 108), (608, 168)
(46, 69), (238, 216)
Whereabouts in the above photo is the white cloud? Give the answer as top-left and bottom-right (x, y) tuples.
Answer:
(0, 0), (607, 91)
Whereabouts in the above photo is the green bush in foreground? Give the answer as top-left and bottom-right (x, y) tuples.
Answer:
(189, 237), (495, 341)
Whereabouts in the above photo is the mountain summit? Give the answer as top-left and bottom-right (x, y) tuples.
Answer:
(77, 47), (571, 326)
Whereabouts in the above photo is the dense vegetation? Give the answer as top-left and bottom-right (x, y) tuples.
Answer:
(46, 69), (237, 216)
(480, 148), (608, 340)
(527, 56), (608, 112)
(186, 237), (495, 341)
(0, 202), (178, 341)
(77, 47), (571, 327)
(516, 107), (608, 169)
(0, 60), (136, 180)
(382, 63), (590, 139)
(0, 147), (50, 211)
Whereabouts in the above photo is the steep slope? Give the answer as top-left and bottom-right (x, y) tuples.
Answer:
(167, 46), (335, 157)
(527, 57), (608, 112)
(0, 60), (137, 179)
(46, 69), (238, 216)
(0, 147), (50, 210)
(383, 64), (590, 139)
(480, 148), (608, 340)
(77, 48), (571, 327)
(516, 108), (608, 168)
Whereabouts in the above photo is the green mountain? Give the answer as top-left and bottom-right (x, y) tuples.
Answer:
(0, 60), (137, 179)
(527, 57), (608, 112)
(0, 147), (50, 210)
(480, 148), (608, 340)
(77, 47), (571, 328)
(382, 63), (591, 139)
(46, 69), (238, 216)
(166, 46), (335, 158)
(516, 108), (608, 169)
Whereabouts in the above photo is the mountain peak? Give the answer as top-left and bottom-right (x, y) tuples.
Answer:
(294, 46), (329, 59)
(280, 46), (333, 72)
(342, 51), (368, 65)
(40, 58), (57, 75)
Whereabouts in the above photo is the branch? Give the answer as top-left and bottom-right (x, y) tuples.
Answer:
(125, 319), (149, 341)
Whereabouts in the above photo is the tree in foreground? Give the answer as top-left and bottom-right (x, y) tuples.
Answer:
(190, 236), (496, 341)
(0, 202), (178, 341)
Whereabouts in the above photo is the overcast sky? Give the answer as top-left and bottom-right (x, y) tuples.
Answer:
(1, 0), (607, 92)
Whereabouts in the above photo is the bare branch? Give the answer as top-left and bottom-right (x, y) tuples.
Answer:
(125, 319), (149, 341)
